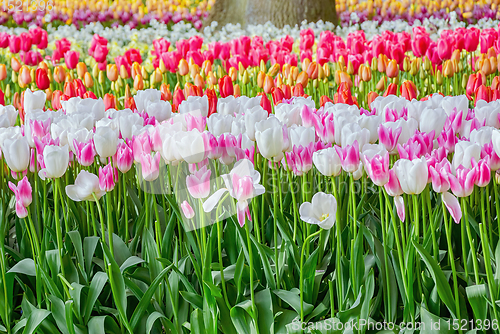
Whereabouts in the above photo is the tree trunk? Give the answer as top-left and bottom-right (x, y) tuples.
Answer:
(204, 0), (338, 29)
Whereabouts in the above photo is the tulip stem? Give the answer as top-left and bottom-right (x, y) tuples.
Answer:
(283, 154), (298, 242)
(461, 197), (480, 284)
(331, 176), (343, 311)
(300, 229), (321, 323)
(272, 160), (280, 289)
(106, 193), (114, 258)
(479, 223), (499, 326)
(441, 198), (461, 329)
(379, 189), (391, 321)
(350, 174), (357, 241)
(244, 216), (259, 334)
(54, 178), (66, 278)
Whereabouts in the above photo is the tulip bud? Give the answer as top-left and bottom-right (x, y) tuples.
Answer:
(367, 91), (379, 109)
(117, 76), (125, 90)
(178, 59), (189, 76)
(371, 57), (378, 72)
(194, 73), (205, 89)
(263, 75), (275, 94)
(260, 59), (266, 73)
(207, 71), (217, 86)
(378, 56), (387, 73)
(376, 76), (387, 91)
(359, 80), (364, 93)
(346, 61), (354, 75)
(462, 73), (468, 90)
(201, 60), (212, 76)
(92, 63), (99, 78)
(110, 81), (115, 92)
(77, 62), (87, 78)
(386, 59), (399, 78)
(0, 64), (6, 81)
(54, 66), (66, 84)
(98, 71), (105, 84)
(19, 66), (32, 87)
(323, 63), (330, 77)
(268, 63), (280, 77)
(482, 58), (492, 76)
(159, 59), (167, 73)
(229, 67), (237, 82)
(495, 171), (500, 185)
(318, 65), (325, 80)
(257, 71), (266, 88)
(234, 84), (241, 96)
(45, 87), (52, 101)
(423, 56), (432, 71)
(242, 70), (250, 85)
(403, 57), (410, 72)
(360, 65), (372, 82)
(302, 58), (311, 72)
(11, 57), (21, 72)
(82, 72), (93, 88)
(107, 64), (118, 81)
(5, 84), (10, 98)
(160, 83), (171, 101)
(11, 71), (17, 84)
(282, 64), (291, 78)
(119, 65), (129, 79)
(141, 67), (148, 80)
(296, 71), (308, 87)
(133, 74), (144, 91)
(238, 62), (245, 77)
(436, 70), (443, 85)
(443, 60), (454, 78)
(337, 56), (345, 70)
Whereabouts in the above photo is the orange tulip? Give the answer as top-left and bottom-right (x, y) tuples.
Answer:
(194, 73), (205, 89)
(77, 62), (87, 78)
(229, 67), (237, 82)
(11, 57), (21, 72)
(400, 80), (417, 101)
(491, 76), (500, 90)
(84, 72), (94, 88)
(386, 59), (399, 78)
(0, 64), (6, 81)
(120, 64), (129, 79)
(234, 84), (241, 97)
(201, 60), (212, 76)
(367, 91), (379, 109)
(263, 75), (275, 94)
(296, 71), (309, 87)
(257, 71), (266, 88)
(107, 64), (118, 81)
(306, 62), (318, 80)
(134, 74), (144, 91)
(160, 83), (172, 101)
(131, 62), (141, 80)
(19, 66), (32, 87)
(178, 59), (189, 76)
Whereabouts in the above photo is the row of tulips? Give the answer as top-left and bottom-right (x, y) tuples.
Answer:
(3, 25), (500, 116)
(1, 77), (500, 333)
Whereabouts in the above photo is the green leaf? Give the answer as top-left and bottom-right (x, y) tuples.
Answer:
(273, 289), (313, 316)
(129, 263), (173, 331)
(413, 240), (456, 319)
(22, 309), (51, 334)
(48, 295), (69, 334)
(8, 259), (35, 276)
(83, 236), (99, 278)
(234, 249), (245, 298)
(87, 316), (121, 334)
(145, 311), (169, 334)
(180, 291), (203, 309)
(255, 288), (274, 334)
(191, 308), (206, 334)
(466, 284), (488, 322)
(83, 272), (108, 324)
(119, 256), (145, 273)
(230, 300), (254, 334)
(420, 303), (454, 334)
(65, 301), (76, 334)
(68, 231), (85, 280)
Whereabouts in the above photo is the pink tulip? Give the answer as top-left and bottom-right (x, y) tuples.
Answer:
(74, 139), (96, 167)
(442, 192), (462, 224)
(472, 158), (491, 187)
(64, 51), (79, 70)
(218, 133), (238, 165)
(378, 124), (402, 153)
(132, 132), (152, 162)
(429, 159), (452, 193)
(285, 143), (314, 176)
(335, 141), (360, 173)
(140, 152), (161, 182)
(185, 113), (206, 132)
(181, 200), (195, 219)
(363, 152), (389, 186)
(8, 176), (32, 218)
(482, 143), (500, 171)
(99, 163), (116, 192)
(449, 166), (477, 197)
(186, 165), (211, 199)
(114, 142), (133, 173)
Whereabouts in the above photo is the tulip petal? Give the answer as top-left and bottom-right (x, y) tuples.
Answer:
(442, 192), (462, 224)
(394, 195), (405, 222)
(202, 188), (228, 213)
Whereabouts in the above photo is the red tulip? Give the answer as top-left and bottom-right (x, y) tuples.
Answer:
(437, 38), (452, 61)
(51, 90), (63, 110)
(0, 88), (4, 106)
(400, 80), (417, 100)
(124, 96), (136, 110)
(334, 82), (354, 105)
(367, 91), (379, 109)
(271, 87), (284, 105)
(173, 88), (185, 111)
(160, 83), (172, 101)
(206, 88), (217, 117)
(73, 78), (86, 98)
(281, 84), (292, 99)
(218, 75), (234, 98)
(103, 93), (116, 110)
(475, 85), (492, 103)
(466, 73), (483, 97)
(464, 28), (480, 52)
(35, 68), (50, 90)
(19, 32), (32, 53)
(292, 83), (304, 97)
(320, 95), (333, 107)
(83, 91), (97, 99)
(64, 81), (76, 98)
(258, 92), (272, 115)
(383, 83), (398, 97)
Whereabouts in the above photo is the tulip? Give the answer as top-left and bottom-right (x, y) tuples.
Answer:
(312, 147), (342, 177)
(8, 177), (32, 218)
(363, 152), (390, 186)
(137, 151), (160, 182)
(393, 157), (428, 195)
(299, 192), (337, 230)
(99, 163), (115, 192)
(74, 139), (96, 167)
(442, 192), (462, 224)
(19, 66), (32, 87)
(35, 68), (50, 90)
(466, 73), (483, 97)
(259, 93), (272, 115)
(107, 64), (118, 81)
(0, 64), (6, 81)
(94, 126), (118, 159)
(335, 141), (360, 173)
(2, 137), (30, 173)
(219, 75), (234, 98)
(186, 166), (212, 199)
(203, 159), (265, 227)
(255, 117), (284, 161)
(53, 66), (65, 84)
(178, 59), (189, 76)
(64, 51), (79, 70)
(24, 89), (46, 113)
(39, 145), (69, 180)
(383, 83), (398, 97)
(103, 94), (116, 110)
(114, 142), (133, 173)
(66, 170), (105, 202)
(400, 80), (417, 100)
(386, 59), (399, 78)
(181, 201), (195, 219)
(449, 166), (477, 197)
